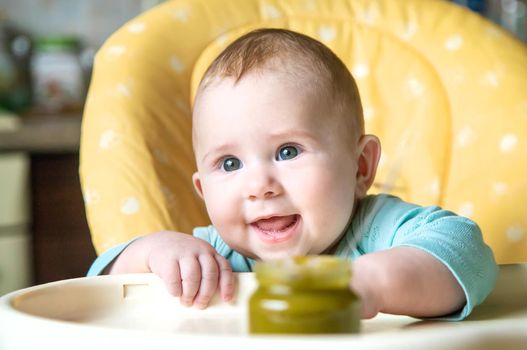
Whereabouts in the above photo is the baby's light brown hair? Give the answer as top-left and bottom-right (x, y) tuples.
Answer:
(194, 28), (364, 145)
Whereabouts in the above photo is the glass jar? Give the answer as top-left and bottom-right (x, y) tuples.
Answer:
(30, 36), (84, 114)
(249, 256), (360, 335)
(0, 29), (17, 111)
(0, 11), (32, 113)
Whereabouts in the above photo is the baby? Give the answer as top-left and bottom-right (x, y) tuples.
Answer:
(89, 28), (497, 320)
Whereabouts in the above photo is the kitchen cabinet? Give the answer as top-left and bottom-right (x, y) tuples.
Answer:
(0, 114), (96, 285)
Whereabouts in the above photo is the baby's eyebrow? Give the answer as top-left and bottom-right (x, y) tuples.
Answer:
(201, 143), (235, 164)
(267, 129), (318, 142)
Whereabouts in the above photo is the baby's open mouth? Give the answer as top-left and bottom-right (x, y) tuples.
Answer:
(251, 214), (300, 244)
(251, 214), (299, 234)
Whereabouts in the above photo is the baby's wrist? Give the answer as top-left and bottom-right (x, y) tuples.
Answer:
(350, 256), (386, 318)
(109, 235), (151, 274)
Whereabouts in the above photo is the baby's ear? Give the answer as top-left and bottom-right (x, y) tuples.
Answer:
(355, 135), (381, 198)
(192, 172), (204, 200)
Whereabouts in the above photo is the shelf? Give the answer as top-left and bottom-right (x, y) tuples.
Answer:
(0, 114), (82, 154)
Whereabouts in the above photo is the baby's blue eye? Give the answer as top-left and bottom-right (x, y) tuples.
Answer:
(222, 157), (242, 172)
(277, 145), (299, 161)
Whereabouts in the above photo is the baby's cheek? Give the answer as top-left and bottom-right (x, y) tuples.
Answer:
(203, 191), (239, 228)
(302, 171), (354, 227)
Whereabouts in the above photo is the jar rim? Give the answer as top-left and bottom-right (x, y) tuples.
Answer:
(254, 256), (352, 289)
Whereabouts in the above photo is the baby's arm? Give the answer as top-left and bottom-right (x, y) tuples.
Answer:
(109, 231), (235, 308)
(350, 246), (466, 319)
(348, 195), (498, 320)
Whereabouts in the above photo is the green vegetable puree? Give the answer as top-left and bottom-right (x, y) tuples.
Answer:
(249, 256), (360, 334)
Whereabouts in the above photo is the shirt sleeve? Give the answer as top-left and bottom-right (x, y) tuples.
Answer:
(353, 195), (498, 321)
(193, 225), (255, 272)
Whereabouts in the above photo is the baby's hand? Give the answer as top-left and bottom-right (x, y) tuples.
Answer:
(148, 231), (234, 308)
(112, 231), (234, 308)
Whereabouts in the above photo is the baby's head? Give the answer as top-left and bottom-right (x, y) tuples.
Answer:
(194, 28), (365, 150)
(192, 28), (380, 260)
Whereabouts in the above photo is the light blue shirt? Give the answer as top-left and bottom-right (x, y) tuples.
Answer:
(88, 194), (498, 320)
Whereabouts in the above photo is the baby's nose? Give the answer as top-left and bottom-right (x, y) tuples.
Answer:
(244, 167), (282, 200)
(248, 190), (275, 201)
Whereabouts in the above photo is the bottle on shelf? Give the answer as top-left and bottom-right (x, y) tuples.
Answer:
(30, 36), (85, 114)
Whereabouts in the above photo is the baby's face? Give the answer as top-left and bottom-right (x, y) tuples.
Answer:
(192, 72), (359, 260)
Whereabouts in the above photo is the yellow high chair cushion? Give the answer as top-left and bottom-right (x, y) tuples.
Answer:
(80, 0), (527, 264)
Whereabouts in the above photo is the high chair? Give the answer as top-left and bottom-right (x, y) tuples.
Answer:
(80, 0), (527, 264)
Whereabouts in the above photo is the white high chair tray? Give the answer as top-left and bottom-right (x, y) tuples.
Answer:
(1, 266), (526, 350)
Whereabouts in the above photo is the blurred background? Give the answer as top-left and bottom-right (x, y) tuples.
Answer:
(0, 0), (525, 296)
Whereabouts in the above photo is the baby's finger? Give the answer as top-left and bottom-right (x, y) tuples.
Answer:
(157, 260), (182, 297)
(193, 254), (220, 309)
(215, 254), (234, 301)
(179, 257), (201, 307)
